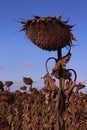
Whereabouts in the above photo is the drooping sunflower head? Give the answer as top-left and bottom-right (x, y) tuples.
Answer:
(20, 16), (77, 51)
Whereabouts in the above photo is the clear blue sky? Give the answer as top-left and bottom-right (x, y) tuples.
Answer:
(0, 0), (87, 91)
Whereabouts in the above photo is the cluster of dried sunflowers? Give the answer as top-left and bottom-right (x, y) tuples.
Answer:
(0, 86), (87, 130)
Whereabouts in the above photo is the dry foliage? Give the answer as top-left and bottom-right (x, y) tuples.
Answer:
(0, 85), (87, 130)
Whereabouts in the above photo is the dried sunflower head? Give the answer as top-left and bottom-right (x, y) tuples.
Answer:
(20, 16), (77, 51)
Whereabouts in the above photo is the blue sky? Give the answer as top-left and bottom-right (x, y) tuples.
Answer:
(0, 0), (87, 91)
